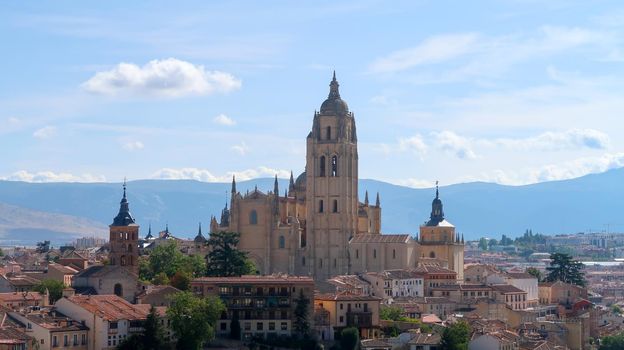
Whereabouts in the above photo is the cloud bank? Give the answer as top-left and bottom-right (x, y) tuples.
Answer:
(82, 58), (241, 97)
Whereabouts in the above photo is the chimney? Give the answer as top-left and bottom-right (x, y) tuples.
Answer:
(62, 288), (75, 299)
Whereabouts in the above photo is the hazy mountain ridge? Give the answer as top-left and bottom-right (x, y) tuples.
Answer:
(0, 168), (623, 245)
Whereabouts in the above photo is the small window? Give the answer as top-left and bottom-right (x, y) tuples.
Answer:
(249, 210), (258, 225)
(326, 126), (331, 140)
(319, 259), (323, 268)
(373, 249), (377, 259)
(319, 200), (324, 213)
(331, 155), (338, 177)
(320, 156), (326, 177)
(393, 249), (396, 259)
(356, 249), (359, 259)
(332, 200), (338, 213)
(302, 256), (306, 266)
(279, 236), (285, 249)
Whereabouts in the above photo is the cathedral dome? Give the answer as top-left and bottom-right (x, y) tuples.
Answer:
(320, 97), (349, 115)
(319, 71), (349, 116)
(295, 171), (306, 188)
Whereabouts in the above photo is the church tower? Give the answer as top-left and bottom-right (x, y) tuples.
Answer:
(418, 184), (464, 280)
(109, 180), (139, 274)
(304, 72), (359, 279)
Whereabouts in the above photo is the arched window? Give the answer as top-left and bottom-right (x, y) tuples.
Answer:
(429, 251), (436, 258)
(326, 126), (331, 140)
(279, 236), (285, 249)
(331, 156), (338, 177)
(128, 244), (133, 253)
(373, 249), (377, 259)
(319, 200), (324, 213)
(249, 210), (258, 225)
(320, 156), (326, 177)
(332, 200), (338, 213)
(114, 283), (123, 297)
(393, 249), (396, 259)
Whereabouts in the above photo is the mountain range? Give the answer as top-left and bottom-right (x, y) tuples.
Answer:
(0, 168), (623, 246)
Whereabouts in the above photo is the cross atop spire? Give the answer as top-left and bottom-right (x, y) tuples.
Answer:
(328, 71), (340, 99)
(435, 180), (439, 199)
(112, 180), (135, 226)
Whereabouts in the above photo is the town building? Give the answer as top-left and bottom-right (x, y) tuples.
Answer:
(314, 291), (381, 340)
(190, 275), (314, 340)
(55, 295), (161, 350)
(9, 309), (89, 350)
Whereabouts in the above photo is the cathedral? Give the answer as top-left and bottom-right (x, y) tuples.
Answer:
(209, 73), (464, 281)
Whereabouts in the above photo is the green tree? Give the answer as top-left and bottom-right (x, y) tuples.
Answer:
(167, 291), (224, 350)
(293, 289), (311, 338)
(526, 267), (543, 282)
(488, 238), (498, 248)
(0, 247), (4, 257)
(500, 234), (513, 246)
(380, 305), (405, 321)
(339, 327), (360, 350)
(143, 306), (167, 350)
(33, 279), (65, 304)
(117, 334), (144, 350)
(546, 253), (586, 287)
(611, 305), (622, 315)
(148, 242), (185, 278)
(153, 272), (170, 286)
(600, 332), (624, 350)
(230, 312), (241, 340)
(169, 271), (191, 291)
(478, 238), (488, 251)
(205, 231), (254, 277)
(440, 320), (470, 350)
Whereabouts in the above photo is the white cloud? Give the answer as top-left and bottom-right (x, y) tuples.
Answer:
(462, 152), (624, 186)
(82, 58), (242, 97)
(493, 128), (610, 151)
(370, 26), (605, 79)
(1, 170), (106, 183)
(33, 126), (57, 139)
(369, 33), (479, 73)
(151, 166), (290, 182)
(433, 130), (477, 160)
(395, 178), (435, 189)
(122, 140), (144, 151)
(398, 135), (428, 157)
(231, 141), (250, 155)
(213, 114), (236, 126)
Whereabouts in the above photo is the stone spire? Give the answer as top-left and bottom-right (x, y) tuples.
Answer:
(376, 192), (380, 207)
(364, 190), (369, 206)
(231, 175), (237, 197)
(329, 70), (340, 99)
(289, 171), (295, 193)
(220, 202), (230, 227)
(273, 175), (280, 216)
(461, 234), (464, 244)
(194, 222), (206, 243)
(112, 179), (135, 226)
(145, 222), (153, 239)
(426, 181), (445, 226)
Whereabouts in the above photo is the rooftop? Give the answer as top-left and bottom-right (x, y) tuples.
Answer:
(63, 295), (150, 321)
(192, 274), (314, 285)
(350, 234), (411, 244)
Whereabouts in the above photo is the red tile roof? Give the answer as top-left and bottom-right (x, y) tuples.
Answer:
(64, 295), (150, 321)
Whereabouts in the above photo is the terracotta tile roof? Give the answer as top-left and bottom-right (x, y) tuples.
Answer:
(491, 284), (526, 294)
(19, 311), (89, 331)
(315, 291), (382, 301)
(65, 295), (150, 321)
(506, 272), (534, 279)
(421, 314), (443, 323)
(409, 333), (441, 345)
(349, 234), (411, 244)
(0, 292), (43, 303)
(413, 265), (457, 275)
(192, 274), (314, 285)
(47, 263), (79, 275)
(0, 328), (31, 344)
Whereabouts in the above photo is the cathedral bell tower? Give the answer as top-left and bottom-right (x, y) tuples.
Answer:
(109, 180), (139, 274)
(304, 72), (358, 279)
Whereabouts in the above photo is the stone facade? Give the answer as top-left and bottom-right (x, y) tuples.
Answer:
(210, 73), (464, 280)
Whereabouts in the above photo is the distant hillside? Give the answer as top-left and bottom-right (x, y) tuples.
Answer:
(0, 168), (623, 245)
(0, 202), (107, 246)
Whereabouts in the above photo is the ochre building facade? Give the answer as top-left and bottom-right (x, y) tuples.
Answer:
(210, 73), (463, 280)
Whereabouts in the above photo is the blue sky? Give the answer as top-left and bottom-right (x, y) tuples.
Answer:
(2, 0), (624, 187)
